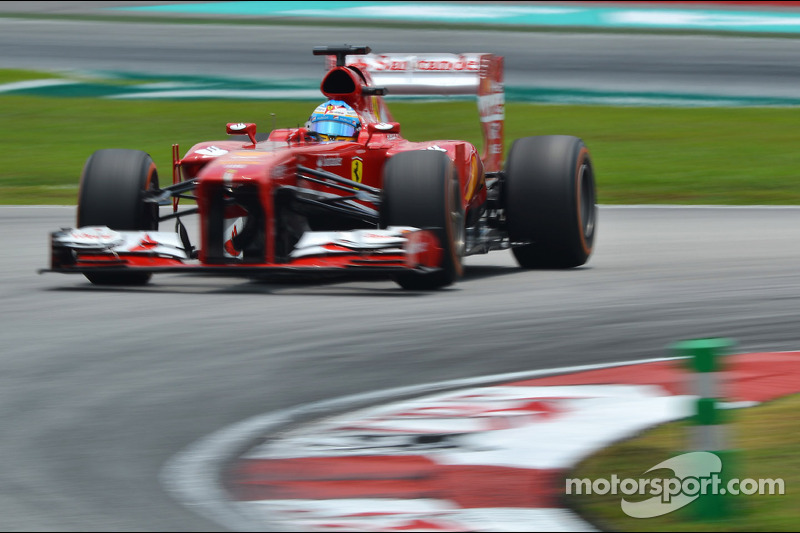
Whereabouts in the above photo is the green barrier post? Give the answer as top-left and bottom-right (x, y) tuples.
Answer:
(674, 337), (736, 521)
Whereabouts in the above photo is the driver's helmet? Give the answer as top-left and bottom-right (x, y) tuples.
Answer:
(306, 100), (361, 142)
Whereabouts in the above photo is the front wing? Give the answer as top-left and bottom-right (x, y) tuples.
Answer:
(44, 226), (443, 279)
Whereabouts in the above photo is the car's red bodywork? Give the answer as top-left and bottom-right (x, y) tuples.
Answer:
(46, 46), (596, 289)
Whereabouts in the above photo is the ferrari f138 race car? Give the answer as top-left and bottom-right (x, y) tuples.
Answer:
(45, 45), (597, 290)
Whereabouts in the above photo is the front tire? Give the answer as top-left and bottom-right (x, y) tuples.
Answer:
(380, 150), (465, 290)
(504, 135), (597, 268)
(77, 149), (159, 285)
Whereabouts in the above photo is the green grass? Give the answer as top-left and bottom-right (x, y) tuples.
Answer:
(3, 71), (800, 205)
(567, 394), (799, 531)
(0, 69), (64, 84)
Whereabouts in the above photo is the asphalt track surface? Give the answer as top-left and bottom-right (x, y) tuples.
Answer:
(3, 4), (800, 531)
(6, 206), (800, 531)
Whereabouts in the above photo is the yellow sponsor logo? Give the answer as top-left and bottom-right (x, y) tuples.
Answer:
(465, 155), (479, 201)
(351, 157), (364, 183)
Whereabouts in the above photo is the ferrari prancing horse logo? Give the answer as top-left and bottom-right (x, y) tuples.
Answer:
(351, 157), (363, 184)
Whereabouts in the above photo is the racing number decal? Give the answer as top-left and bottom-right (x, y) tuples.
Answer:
(351, 157), (363, 184)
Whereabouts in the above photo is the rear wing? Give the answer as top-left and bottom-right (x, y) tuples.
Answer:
(328, 53), (505, 173)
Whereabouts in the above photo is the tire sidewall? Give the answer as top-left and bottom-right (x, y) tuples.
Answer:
(76, 149), (159, 285)
(77, 148), (159, 231)
(504, 135), (596, 268)
(380, 150), (464, 288)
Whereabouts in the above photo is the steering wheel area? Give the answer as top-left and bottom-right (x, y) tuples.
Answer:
(287, 127), (322, 145)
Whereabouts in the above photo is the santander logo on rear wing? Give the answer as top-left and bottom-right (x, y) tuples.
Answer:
(328, 53), (505, 173)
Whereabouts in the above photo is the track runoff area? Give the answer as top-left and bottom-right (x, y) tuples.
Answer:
(162, 350), (799, 531)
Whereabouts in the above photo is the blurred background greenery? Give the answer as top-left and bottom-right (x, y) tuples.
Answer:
(2, 69), (799, 205)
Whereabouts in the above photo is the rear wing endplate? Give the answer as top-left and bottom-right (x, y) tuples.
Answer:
(328, 53), (505, 172)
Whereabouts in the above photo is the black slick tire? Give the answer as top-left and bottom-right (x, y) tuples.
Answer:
(380, 150), (465, 290)
(504, 135), (597, 268)
(77, 149), (159, 285)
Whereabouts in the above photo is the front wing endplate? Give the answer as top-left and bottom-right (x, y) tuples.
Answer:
(43, 226), (443, 278)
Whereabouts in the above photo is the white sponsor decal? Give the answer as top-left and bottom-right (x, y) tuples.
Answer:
(405, 238), (431, 256)
(271, 164), (286, 178)
(425, 145), (447, 152)
(477, 92), (505, 120)
(289, 228), (417, 258)
(56, 229), (189, 257)
(229, 123), (247, 131)
(316, 156), (342, 167)
(223, 217), (244, 258)
(65, 226), (123, 247)
(196, 146), (229, 157)
(350, 54), (483, 73)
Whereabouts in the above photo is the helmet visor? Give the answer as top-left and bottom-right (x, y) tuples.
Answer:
(311, 119), (356, 139)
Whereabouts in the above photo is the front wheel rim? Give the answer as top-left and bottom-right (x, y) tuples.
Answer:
(578, 162), (596, 242)
(450, 179), (465, 259)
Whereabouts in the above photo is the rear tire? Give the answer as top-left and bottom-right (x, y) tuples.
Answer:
(380, 150), (465, 290)
(504, 135), (596, 268)
(77, 149), (159, 285)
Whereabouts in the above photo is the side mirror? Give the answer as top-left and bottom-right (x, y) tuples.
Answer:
(367, 122), (400, 135)
(226, 122), (258, 145)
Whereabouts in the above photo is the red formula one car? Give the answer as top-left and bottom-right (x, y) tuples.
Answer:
(45, 45), (596, 290)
